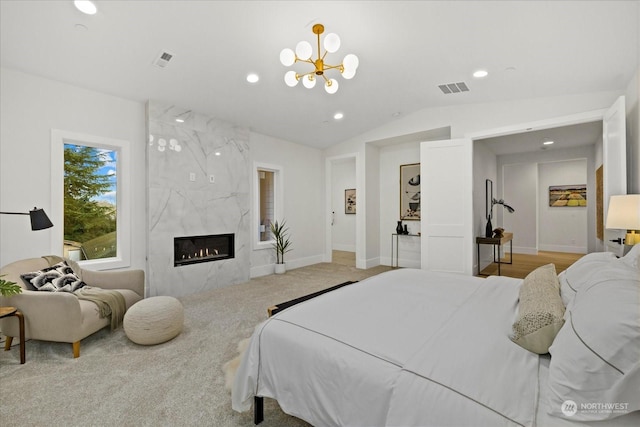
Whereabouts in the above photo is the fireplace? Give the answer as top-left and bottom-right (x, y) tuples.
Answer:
(174, 233), (234, 267)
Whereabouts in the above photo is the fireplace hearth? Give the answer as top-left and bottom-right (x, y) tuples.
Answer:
(174, 233), (234, 267)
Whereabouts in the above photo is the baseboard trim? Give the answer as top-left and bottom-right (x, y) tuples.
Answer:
(250, 255), (325, 278)
(538, 245), (587, 254)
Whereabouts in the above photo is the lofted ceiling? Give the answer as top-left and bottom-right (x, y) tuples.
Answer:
(1, 1), (638, 150)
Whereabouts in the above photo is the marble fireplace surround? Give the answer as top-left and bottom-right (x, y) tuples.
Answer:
(146, 102), (250, 298)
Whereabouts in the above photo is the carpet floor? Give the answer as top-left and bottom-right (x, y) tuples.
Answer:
(0, 262), (392, 426)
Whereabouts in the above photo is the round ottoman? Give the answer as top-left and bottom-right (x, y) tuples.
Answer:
(124, 296), (184, 345)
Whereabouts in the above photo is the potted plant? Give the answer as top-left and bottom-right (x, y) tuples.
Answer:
(270, 220), (292, 274)
(0, 274), (22, 298)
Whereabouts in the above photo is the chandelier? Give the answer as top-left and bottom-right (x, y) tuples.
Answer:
(279, 23), (359, 94)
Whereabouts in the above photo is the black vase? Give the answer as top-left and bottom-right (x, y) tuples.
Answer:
(396, 221), (403, 234)
(485, 218), (493, 238)
(403, 224), (409, 235)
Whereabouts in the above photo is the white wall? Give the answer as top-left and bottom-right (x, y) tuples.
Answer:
(0, 68), (147, 270)
(626, 66), (640, 193)
(538, 160), (588, 253)
(331, 158), (356, 252)
(499, 146), (596, 254)
(503, 162), (538, 254)
(473, 141), (498, 272)
(378, 141), (421, 267)
(249, 132), (325, 277)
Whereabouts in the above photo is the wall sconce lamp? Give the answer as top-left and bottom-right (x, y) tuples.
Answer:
(0, 207), (54, 231)
(605, 194), (640, 245)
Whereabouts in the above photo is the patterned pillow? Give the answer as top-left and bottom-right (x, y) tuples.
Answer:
(511, 263), (565, 354)
(20, 261), (86, 292)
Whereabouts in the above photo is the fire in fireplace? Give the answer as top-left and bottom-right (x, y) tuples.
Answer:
(174, 233), (234, 267)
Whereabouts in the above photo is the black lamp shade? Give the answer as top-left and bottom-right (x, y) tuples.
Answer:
(29, 207), (53, 230)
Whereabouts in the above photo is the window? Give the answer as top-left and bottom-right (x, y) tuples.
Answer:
(63, 143), (117, 261)
(51, 130), (130, 269)
(253, 162), (283, 250)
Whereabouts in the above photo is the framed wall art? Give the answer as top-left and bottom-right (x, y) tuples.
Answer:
(400, 163), (420, 220)
(345, 188), (356, 214)
(549, 184), (587, 207)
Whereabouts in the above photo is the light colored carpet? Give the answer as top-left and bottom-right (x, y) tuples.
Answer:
(0, 262), (392, 426)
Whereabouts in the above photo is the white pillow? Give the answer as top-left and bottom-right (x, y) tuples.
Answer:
(619, 243), (640, 269)
(559, 252), (618, 308)
(547, 266), (640, 421)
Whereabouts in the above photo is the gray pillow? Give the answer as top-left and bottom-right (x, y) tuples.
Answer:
(511, 263), (565, 354)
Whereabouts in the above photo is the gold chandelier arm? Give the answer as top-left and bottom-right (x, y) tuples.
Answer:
(297, 70), (316, 80)
(322, 63), (343, 71)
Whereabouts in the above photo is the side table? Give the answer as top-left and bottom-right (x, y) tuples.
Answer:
(391, 233), (421, 268)
(1, 306), (25, 364)
(476, 232), (513, 276)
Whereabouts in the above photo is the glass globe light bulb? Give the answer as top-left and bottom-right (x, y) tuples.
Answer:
(324, 33), (341, 53)
(343, 54), (359, 71)
(295, 41), (312, 60)
(342, 68), (356, 80)
(325, 79), (339, 94)
(284, 70), (299, 87)
(280, 48), (295, 66)
(303, 75), (316, 89)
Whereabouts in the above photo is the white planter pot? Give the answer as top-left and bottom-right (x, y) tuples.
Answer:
(274, 263), (286, 274)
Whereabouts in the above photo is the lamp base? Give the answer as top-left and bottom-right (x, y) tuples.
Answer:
(625, 230), (640, 245)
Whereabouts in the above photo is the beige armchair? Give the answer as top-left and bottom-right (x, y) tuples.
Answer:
(0, 256), (144, 358)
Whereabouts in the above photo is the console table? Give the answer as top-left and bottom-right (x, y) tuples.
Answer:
(391, 233), (420, 268)
(476, 232), (513, 276)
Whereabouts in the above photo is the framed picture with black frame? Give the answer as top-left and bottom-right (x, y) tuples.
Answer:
(400, 163), (420, 220)
(345, 188), (356, 214)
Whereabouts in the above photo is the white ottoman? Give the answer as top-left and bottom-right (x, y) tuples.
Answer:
(123, 296), (184, 345)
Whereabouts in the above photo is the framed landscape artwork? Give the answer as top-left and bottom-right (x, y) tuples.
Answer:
(549, 184), (587, 207)
(345, 188), (356, 214)
(400, 163), (420, 220)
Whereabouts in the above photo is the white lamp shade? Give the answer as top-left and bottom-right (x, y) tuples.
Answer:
(324, 33), (341, 53)
(302, 75), (316, 89)
(295, 41), (312, 60)
(605, 194), (640, 229)
(280, 48), (296, 66)
(325, 78), (339, 94)
(343, 54), (359, 71)
(284, 70), (299, 87)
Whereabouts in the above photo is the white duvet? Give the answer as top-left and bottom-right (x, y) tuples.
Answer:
(233, 268), (538, 426)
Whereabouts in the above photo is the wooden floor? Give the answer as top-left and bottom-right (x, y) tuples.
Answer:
(333, 249), (582, 279)
(478, 251), (584, 279)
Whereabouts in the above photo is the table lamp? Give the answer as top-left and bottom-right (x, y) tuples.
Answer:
(605, 194), (640, 245)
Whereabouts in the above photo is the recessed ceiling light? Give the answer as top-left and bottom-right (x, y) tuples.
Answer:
(473, 69), (488, 78)
(175, 118), (185, 123)
(543, 139), (554, 145)
(74, 1), (97, 15)
(246, 73), (259, 83)
(333, 112), (344, 120)
(215, 152), (222, 156)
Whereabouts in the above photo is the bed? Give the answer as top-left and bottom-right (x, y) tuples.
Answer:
(232, 245), (640, 426)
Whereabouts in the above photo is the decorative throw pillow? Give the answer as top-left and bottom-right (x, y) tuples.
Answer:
(20, 261), (86, 292)
(511, 263), (565, 354)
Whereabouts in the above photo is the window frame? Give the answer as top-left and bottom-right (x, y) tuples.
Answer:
(51, 129), (131, 270)
(253, 162), (283, 251)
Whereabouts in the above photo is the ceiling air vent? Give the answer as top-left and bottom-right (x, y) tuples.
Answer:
(153, 50), (175, 69)
(438, 82), (469, 94)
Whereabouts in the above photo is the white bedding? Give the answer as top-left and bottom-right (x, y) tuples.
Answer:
(232, 267), (640, 426)
(233, 269), (538, 426)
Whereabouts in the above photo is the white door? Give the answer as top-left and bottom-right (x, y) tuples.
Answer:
(603, 96), (627, 254)
(420, 138), (473, 274)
